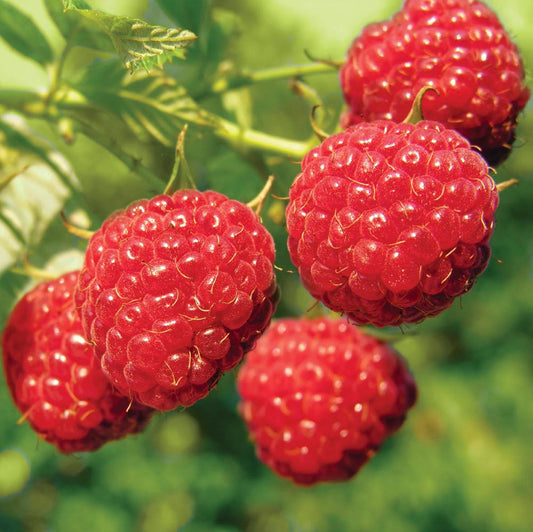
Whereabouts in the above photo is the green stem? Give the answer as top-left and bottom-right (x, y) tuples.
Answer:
(246, 62), (336, 83)
(214, 116), (310, 159)
(46, 24), (81, 106)
(164, 126), (197, 194)
(11, 258), (58, 281)
(65, 88), (311, 159)
(0, 86), (312, 161)
(0, 89), (50, 116)
(403, 86), (440, 124)
(0, 89), (161, 190)
(205, 62), (336, 97)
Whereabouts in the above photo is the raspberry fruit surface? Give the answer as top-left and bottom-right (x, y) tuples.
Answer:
(286, 120), (497, 327)
(75, 190), (278, 411)
(339, 0), (530, 166)
(2, 272), (152, 453)
(237, 317), (417, 485)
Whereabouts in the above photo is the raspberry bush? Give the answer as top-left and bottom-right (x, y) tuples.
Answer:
(0, 0), (531, 531)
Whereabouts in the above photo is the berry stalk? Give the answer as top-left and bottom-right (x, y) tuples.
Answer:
(0, 87), (312, 162)
(204, 62), (336, 97)
(215, 116), (310, 159)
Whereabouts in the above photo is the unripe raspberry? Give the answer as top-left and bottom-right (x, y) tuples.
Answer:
(75, 190), (278, 411)
(340, 0), (530, 166)
(237, 317), (417, 485)
(2, 272), (152, 453)
(286, 120), (497, 327)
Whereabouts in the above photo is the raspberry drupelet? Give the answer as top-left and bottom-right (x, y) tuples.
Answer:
(75, 190), (279, 411)
(237, 317), (417, 485)
(286, 120), (497, 327)
(340, 0), (530, 166)
(2, 271), (152, 453)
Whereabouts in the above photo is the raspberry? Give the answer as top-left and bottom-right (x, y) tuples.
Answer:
(237, 317), (417, 485)
(286, 120), (497, 327)
(75, 189), (278, 411)
(1, 272), (152, 453)
(339, 0), (530, 166)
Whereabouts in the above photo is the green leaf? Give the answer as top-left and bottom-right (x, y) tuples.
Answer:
(155, 1), (233, 74)
(0, 114), (80, 196)
(156, 0), (212, 35)
(44, 0), (114, 53)
(0, 164), (29, 192)
(72, 57), (126, 90)
(62, 0), (91, 10)
(72, 59), (211, 147)
(0, 0), (54, 65)
(0, 114), (80, 274)
(62, 0), (197, 72)
(0, 209), (25, 245)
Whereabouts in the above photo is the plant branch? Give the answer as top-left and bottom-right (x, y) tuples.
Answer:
(205, 62), (336, 97)
(213, 116), (310, 159)
(46, 24), (81, 106)
(0, 89), (50, 116)
(0, 86), (312, 161)
(59, 87), (312, 159)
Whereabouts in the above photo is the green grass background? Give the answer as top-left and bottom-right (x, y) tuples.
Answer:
(0, 0), (532, 531)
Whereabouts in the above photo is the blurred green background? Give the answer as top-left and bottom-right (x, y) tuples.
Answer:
(0, 0), (532, 531)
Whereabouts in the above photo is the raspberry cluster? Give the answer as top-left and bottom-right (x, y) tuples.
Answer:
(2, 272), (151, 453)
(75, 189), (278, 411)
(1, 0), (525, 486)
(286, 120), (497, 327)
(237, 317), (417, 485)
(340, 0), (530, 166)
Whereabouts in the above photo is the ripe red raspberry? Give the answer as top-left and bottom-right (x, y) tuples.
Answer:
(1, 272), (152, 453)
(339, 0), (530, 166)
(237, 317), (417, 485)
(75, 189), (278, 411)
(286, 120), (497, 327)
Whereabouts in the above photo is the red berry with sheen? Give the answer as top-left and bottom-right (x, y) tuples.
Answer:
(286, 120), (497, 327)
(2, 272), (152, 453)
(75, 190), (278, 411)
(237, 317), (417, 485)
(340, 0), (530, 166)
